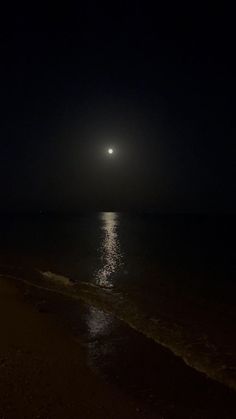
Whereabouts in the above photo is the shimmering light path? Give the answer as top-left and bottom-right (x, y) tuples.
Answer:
(95, 212), (123, 288)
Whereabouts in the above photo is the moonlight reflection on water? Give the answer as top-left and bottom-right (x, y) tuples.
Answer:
(95, 212), (123, 288)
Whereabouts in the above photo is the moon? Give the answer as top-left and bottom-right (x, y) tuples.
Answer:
(108, 148), (114, 154)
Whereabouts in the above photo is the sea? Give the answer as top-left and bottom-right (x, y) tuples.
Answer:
(0, 212), (235, 393)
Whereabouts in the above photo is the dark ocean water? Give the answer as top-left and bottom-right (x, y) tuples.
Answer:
(0, 212), (235, 390)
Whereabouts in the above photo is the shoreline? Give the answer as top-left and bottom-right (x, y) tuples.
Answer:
(0, 277), (155, 419)
(3, 267), (236, 392)
(0, 276), (236, 418)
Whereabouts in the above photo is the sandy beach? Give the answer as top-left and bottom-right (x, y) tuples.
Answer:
(0, 276), (236, 419)
(0, 278), (155, 419)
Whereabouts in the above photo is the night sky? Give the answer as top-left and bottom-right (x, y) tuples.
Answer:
(0, 3), (235, 212)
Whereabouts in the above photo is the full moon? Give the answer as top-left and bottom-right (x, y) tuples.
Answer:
(108, 148), (114, 154)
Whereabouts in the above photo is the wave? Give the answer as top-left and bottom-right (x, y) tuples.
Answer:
(1, 266), (235, 392)
(40, 271), (73, 287)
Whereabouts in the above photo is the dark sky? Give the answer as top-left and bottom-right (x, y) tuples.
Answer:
(0, 3), (235, 212)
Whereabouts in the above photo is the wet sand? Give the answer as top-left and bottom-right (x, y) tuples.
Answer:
(0, 278), (154, 419)
(0, 277), (236, 419)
